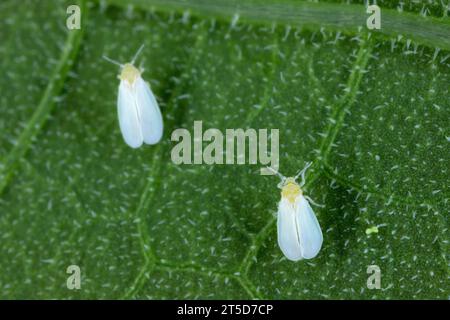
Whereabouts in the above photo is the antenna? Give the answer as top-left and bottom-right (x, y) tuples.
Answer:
(294, 161), (312, 186)
(265, 166), (286, 181)
(131, 44), (145, 64)
(102, 55), (123, 67)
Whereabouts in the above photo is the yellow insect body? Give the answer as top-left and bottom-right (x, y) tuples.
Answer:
(280, 178), (302, 204)
(119, 63), (140, 84)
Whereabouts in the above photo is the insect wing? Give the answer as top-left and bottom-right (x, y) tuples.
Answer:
(277, 198), (303, 261)
(118, 80), (143, 148)
(135, 76), (163, 145)
(296, 196), (323, 259)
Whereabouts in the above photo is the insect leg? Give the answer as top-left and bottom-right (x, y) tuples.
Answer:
(304, 195), (325, 208)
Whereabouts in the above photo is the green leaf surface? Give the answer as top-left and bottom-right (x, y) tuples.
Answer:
(0, 0), (448, 299)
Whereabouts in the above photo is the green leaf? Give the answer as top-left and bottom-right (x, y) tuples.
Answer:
(0, 0), (448, 299)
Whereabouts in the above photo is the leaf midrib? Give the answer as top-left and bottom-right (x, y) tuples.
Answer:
(104, 0), (450, 51)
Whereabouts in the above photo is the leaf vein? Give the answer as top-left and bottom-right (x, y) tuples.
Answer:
(0, 0), (86, 195)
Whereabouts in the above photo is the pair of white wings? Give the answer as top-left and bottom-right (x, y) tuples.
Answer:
(118, 76), (163, 148)
(277, 196), (323, 261)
